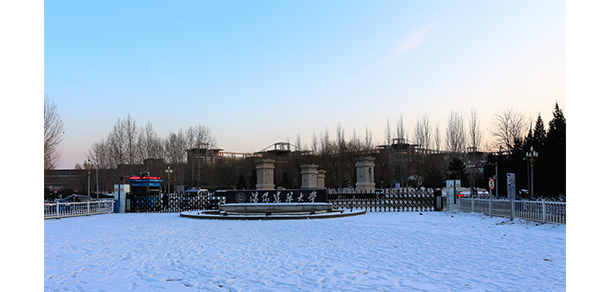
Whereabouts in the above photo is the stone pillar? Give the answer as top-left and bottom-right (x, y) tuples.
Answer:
(355, 157), (375, 193)
(300, 164), (319, 189)
(256, 159), (275, 190)
(317, 170), (326, 190)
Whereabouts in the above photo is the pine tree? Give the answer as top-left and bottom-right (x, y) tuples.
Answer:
(533, 113), (546, 150)
(544, 103), (566, 197)
(447, 157), (467, 182)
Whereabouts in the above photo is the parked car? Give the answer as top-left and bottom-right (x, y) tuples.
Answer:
(59, 195), (93, 203)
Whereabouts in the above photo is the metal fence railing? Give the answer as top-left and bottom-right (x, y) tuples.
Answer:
(44, 200), (114, 219)
(127, 192), (224, 213)
(328, 188), (440, 212)
(459, 198), (566, 224)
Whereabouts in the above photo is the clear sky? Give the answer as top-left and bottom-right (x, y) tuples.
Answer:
(44, 0), (566, 169)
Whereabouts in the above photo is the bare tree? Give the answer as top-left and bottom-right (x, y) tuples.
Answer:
(295, 133), (302, 151)
(321, 127), (331, 153)
(137, 121), (164, 162)
(445, 110), (465, 154)
(364, 126), (373, 149)
(89, 114), (141, 177)
(123, 114), (140, 166)
(336, 123), (345, 150)
(350, 128), (358, 146)
(106, 121), (124, 168)
(44, 95), (64, 170)
(414, 115), (431, 151)
(385, 118), (392, 145)
(164, 129), (187, 164)
(88, 139), (111, 169)
(184, 124), (216, 186)
(468, 107), (483, 151)
(434, 122), (441, 152)
(185, 124), (216, 149)
(311, 132), (318, 154)
(489, 107), (526, 153)
(396, 114), (407, 142)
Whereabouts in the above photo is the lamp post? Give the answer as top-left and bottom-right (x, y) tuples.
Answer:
(523, 156), (530, 198)
(468, 161), (475, 211)
(525, 147), (539, 198)
(92, 160), (99, 199)
(84, 158), (92, 197)
(165, 166), (173, 194)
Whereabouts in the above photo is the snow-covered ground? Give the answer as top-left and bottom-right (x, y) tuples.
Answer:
(44, 211), (565, 291)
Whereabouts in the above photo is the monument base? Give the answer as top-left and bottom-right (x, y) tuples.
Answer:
(180, 209), (366, 220)
(220, 203), (333, 214)
(355, 182), (375, 193)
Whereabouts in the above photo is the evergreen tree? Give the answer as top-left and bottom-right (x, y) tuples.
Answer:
(447, 157), (467, 184)
(533, 113), (546, 150)
(508, 137), (528, 195)
(544, 103), (566, 197)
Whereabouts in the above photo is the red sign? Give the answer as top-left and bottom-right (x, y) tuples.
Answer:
(130, 176), (161, 180)
(488, 178), (495, 190)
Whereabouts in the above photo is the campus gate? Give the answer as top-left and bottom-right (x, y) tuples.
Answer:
(128, 192), (219, 213)
(328, 188), (439, 212)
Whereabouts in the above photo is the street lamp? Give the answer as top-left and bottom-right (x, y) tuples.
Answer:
(525, 146), (539, 198)
(165, 166), (173, 194)
(91, 159), (99, 199)
(84, 158), (92, 197)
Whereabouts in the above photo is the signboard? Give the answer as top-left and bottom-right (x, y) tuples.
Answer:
(506, 173), (516, 200)
(446, 180), (455, 204)
(488, 178), (495, 191)
(475, 161), (484, 168)
(395, 181), (401, 189)
(221, 189), (327, 204)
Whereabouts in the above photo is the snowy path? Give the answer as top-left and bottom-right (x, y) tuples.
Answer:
(44, 211), (565, 291)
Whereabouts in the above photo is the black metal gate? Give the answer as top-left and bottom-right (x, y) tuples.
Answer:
(128, 189), (441, 213)
(328, 188), (441, 212)
(129, 192), (221, 213)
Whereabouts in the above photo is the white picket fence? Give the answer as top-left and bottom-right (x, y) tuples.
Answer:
(44, 200), (114, 219)
(459, 198), (566, 224)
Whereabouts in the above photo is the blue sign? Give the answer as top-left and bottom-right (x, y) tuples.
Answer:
(507, 173), (516, 200)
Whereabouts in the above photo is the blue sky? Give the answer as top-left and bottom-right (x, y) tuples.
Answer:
(44, 1), (566, 169)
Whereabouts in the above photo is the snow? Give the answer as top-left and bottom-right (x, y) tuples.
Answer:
(44, 211), (565, 291)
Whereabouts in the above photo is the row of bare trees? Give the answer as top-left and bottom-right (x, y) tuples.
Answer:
(87, 115), (216, 170)
(81, 115), (217, 193)
(45, 94), (563, 196)
(376, 108), (485, 156)
(78, 107), (523, 191)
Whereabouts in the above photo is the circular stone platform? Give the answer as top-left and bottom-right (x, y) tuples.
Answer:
(180, 208), (366, 220)
(220, 203), (334, 213)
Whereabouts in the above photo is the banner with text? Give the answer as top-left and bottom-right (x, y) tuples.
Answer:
(221, 189), (327, 204)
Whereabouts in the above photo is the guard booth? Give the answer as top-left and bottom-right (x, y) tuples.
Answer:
(113, 183), (130, 213)
(129, 172), (162, 212)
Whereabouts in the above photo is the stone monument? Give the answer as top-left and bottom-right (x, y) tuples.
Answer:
(317, 170), (326, 190)
(256, 159), (275, 191)
(300, 164), (319, 189)
(355, 157), (375, 193)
